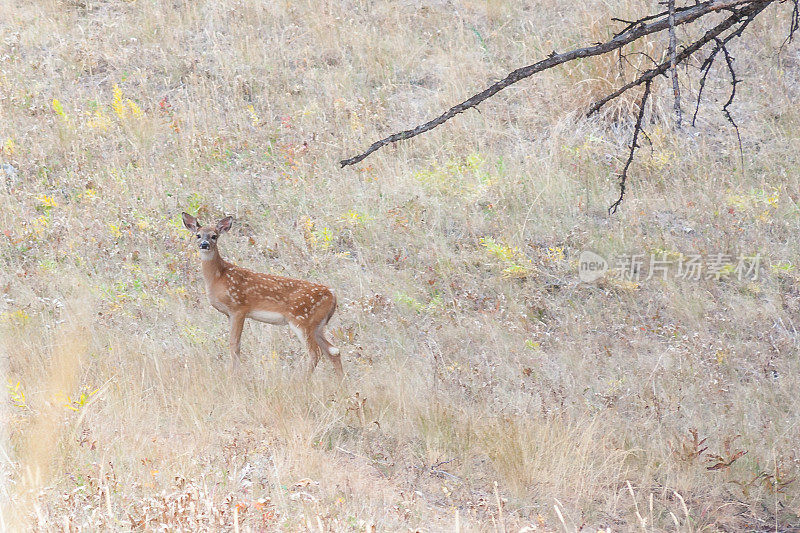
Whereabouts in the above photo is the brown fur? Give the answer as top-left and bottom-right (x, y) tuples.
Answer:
(182, 212), (342, 378)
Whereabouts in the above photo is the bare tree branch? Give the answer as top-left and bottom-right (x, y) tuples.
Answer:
(609, 81), (652, 214)
(587, 1), (769, 116)
(718, 40), (745, 167)
(668, 0), (683, 128)
(692, 7), (761, 126)
(787, 0), (800, 42)
(693, 47), (724, 127)
(338, 0), (794, 212)
(340, 0), (770, 168)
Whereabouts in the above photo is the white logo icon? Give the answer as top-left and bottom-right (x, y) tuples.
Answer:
(578, 250), (608, 282)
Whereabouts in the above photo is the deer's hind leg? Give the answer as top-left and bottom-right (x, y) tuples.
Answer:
(290, 322), (321, 376)
(315, 326), (343, 379)
(314, 298), (342, 378)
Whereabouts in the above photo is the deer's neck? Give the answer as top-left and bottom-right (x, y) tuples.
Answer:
(200, 249), (228, 287)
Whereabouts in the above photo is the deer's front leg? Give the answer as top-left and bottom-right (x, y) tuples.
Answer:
(229, 313), (246, 365)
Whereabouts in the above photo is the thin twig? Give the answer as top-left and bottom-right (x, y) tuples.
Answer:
(609, 80), (651, 215)
(610, 4), (695, 38)
(778, 0), (800, 54)
(692, 8), (762, 125)
(787, 0), (800, 42)
(692, 47), (721, 127)
(717, 40), (745, 168)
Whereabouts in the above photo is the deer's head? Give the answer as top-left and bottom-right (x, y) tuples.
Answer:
(182, 212), (233, 259)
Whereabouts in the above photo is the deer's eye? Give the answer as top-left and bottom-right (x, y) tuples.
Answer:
(196, 234), (201, 238)
(211, 235), (217, 240)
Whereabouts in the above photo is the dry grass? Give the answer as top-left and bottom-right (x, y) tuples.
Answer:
(2, 0), (800, 530)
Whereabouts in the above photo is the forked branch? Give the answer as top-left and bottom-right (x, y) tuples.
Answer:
(586, 1), (768, 116)
(339, 0), (794, 212)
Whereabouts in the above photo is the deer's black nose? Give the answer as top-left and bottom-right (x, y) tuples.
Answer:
(199, 241), (210, 249)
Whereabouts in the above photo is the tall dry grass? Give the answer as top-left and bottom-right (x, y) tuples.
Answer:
(1, 0), (800, 530)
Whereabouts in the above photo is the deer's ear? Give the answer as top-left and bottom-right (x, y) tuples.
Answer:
(216, 216), (233, 234)
(182, 212), (200, 232)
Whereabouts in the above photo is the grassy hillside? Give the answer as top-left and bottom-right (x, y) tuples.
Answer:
(2, 0), (800, 530)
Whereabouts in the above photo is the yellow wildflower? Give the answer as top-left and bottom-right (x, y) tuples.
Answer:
(247, 105), (260, 126)
(36, 194), (58, 208)
(127, 98), (143, 119)
(3, 138), (15, 156)
(52, 99), (67, 119)
(112, 84), (126, 119)
(86, 108), (112, 130)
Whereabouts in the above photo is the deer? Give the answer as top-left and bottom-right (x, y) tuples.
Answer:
(181, 212), (343, 378)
